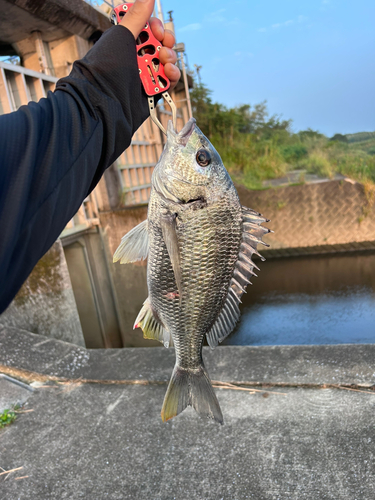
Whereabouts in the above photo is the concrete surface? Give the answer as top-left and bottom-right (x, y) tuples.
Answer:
(0, 0), (111, 45)
(1, 327), (375, 499)
(0, 374), (33, 413)
(262, 170), (346, 188)
(0, 242), (85, 347)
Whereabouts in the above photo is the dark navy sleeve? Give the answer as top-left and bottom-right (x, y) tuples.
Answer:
(0, 26), (151, 313)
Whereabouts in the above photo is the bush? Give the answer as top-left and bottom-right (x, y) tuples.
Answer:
(281, 144), (308, 163)
(299, 152), (334, 178)
(336, 154), (375, 183)
(189, 77), (375, 189)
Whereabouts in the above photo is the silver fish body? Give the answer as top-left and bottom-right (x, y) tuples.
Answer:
(114, 118), (269, 423)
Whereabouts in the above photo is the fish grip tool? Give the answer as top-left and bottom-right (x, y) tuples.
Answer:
(111, 3), (177, 135)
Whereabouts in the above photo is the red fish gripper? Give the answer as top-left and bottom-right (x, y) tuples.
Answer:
(111, 3), (177, 134)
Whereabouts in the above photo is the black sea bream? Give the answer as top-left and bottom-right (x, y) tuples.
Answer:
(114, 118), (270, 423)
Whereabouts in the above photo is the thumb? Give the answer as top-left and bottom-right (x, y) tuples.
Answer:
(119, 0), (155, 39)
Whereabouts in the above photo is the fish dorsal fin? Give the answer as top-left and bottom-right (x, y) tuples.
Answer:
(134, 298), (172, 348)
(206, 206), (271, 349)
(113, 220), (148, 264)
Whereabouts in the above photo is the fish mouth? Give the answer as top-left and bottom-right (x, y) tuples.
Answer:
(176, 118), (196, 146)
(181, 196), (206, 208)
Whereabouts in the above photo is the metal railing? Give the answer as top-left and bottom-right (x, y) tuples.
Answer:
(0, 61), (57, 114)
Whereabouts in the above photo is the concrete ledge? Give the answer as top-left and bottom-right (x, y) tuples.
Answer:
(262, 240), (375, 258)
(2, 0), (111, 41)
(1, 325), (374, 387)
(1, 326), (375, 498)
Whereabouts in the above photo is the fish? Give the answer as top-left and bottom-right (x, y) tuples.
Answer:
(113, 118), (270, 424)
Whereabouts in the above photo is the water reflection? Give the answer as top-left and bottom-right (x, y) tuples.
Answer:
(223, 251), (375, 346)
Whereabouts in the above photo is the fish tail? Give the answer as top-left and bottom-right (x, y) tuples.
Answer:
(161, 364), (224, 424)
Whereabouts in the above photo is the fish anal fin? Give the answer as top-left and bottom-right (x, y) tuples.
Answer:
(113, 220), (148, 264)
(134, 298), (171, 348)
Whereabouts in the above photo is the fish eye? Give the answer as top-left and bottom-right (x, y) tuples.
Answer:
(196, 149), (211, 167)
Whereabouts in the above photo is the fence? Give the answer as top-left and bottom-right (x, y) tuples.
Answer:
(116, 98), (187, 206)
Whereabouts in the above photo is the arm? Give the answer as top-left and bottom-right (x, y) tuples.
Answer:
(0, 3), (179, 313)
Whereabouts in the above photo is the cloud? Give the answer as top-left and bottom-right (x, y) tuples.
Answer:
(179, 23), (202, 33)
(228, 17), (241, 26)
(273, 19), (294, 29)
(259, 15), (307, 32)
(207, 9), (226, 23)
(234, 51), (253, 59)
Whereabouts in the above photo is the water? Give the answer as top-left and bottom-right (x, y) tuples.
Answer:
(223, 251), (375, 346)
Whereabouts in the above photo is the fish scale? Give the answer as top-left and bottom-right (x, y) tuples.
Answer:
(113, 118), (270, 423)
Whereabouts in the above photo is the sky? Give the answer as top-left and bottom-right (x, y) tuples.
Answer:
(160, 0), (375, 136)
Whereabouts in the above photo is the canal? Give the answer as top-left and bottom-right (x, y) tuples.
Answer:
(223, 251), (375, 346)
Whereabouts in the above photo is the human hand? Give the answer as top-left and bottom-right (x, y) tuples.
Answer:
(119, 0), (180, 91)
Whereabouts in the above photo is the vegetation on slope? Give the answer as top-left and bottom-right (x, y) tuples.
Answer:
(190, 83), (375, 190)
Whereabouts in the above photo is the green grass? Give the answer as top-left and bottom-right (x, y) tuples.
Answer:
(0, 409), (16, 428)
(189, 81), (375, 190)
(218, 133), (375, 190)
(299, 152), (334, 178)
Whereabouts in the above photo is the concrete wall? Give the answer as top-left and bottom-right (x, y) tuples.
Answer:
(50, 35), (92, 79)
(62, 228), (123, 349)
(0, 240), (85, 346)
(237, 178), (375, 257)
(99, 207), (161, 348)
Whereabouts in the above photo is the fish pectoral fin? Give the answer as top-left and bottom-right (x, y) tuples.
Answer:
(160, 213), (182, 299)
(134, 298), (171, 348)
(113, 219), (148, 264)
(161, 364), (223, 424)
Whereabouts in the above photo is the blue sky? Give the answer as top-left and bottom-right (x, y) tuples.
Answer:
(160, 0), (375, 136)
